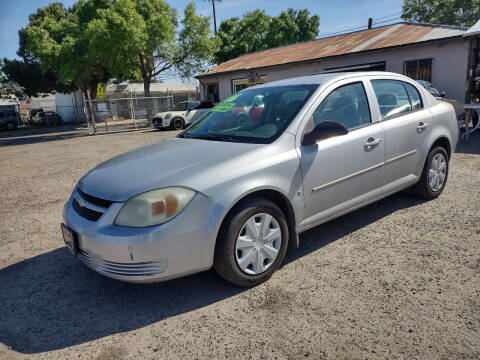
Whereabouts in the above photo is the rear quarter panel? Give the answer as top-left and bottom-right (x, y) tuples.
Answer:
(417, 100), (458, 175)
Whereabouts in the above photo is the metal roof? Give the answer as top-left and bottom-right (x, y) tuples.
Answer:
(464, 19), (480, 37)
(197, 22), (467, 78)
(105, 82), (198, 94)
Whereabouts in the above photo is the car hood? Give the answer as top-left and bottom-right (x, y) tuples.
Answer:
(153, 110), (181, 118)
(78, 137), (263, 201)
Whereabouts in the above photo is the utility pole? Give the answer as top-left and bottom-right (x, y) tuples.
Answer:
(212, 0), (217, 33)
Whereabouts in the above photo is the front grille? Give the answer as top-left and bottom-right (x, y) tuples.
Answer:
(77, 188), (114, 208)
(77, 249), (165, 277)
(73, 197), (103, 221)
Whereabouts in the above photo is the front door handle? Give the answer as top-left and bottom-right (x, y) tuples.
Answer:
(364, 137), (382, 149)
(417, 122), (429, 132)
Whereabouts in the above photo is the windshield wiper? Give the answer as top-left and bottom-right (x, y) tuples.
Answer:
(190, 134), (238, 142)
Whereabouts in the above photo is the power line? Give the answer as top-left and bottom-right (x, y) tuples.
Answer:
(373, 11), (402, 21)
(373, 17), (402, 25)
(319, 14), (403, 38)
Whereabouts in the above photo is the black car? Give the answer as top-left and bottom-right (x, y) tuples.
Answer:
(0, 110), (20, 130)
(34, 111), (63, 126)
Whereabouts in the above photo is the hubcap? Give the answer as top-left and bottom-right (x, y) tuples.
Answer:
(235, 213), (282, 275)
(428, 153), (447, 192)
(174, 120), (182, 129)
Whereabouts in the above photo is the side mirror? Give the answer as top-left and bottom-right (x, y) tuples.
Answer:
(302, 120), (348, 146)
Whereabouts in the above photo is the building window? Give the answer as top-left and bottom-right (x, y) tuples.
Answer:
(232, 75), (267, 94)
(403, 59), (432, 82)
(232, 78), (248, 93)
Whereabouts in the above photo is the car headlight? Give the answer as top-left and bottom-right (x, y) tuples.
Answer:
(114, 187), (196, 227)
(165, 113), (172, 119)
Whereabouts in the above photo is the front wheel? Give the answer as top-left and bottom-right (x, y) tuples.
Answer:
(214, 198), (289, 287)
(412, 146), (449, 199)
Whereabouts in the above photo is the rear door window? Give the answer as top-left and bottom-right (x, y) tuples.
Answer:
(371, 80), (412, 119)
(404, 83), (423, 110)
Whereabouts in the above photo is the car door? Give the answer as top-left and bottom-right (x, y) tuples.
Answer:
(299, 80), (386, 224)
(184, 102), (198, 124)
(370, 79), (432, 184)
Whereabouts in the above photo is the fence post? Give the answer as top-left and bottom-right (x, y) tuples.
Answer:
(130, 95), (137, 129)
(82, 91), (93, 135)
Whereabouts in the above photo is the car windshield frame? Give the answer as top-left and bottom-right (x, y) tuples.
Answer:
(181, 84), (318, 144)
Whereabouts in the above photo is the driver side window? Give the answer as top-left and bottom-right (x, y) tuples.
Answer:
(312, 82), (371, 130)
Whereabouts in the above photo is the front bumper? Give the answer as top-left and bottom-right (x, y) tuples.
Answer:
(63, 189), (225, 283)
(153, 117), (170, 128)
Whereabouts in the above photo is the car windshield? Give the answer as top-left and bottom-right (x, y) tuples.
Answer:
(183, 85), (318, 143)
(172, 102), (188, 111)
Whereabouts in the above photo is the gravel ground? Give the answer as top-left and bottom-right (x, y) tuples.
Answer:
(0, 127), (479, 360)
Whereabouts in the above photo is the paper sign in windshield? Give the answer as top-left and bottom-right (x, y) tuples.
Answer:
(211, 94), (241, 112)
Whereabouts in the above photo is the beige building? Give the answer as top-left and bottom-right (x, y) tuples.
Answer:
(196, 21), (480, 104)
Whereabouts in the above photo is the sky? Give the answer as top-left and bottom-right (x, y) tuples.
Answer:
(0, 0), (404, 82)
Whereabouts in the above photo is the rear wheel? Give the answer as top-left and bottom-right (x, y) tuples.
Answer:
(214, 198), (289, 287)
(412, 146), (449, 199)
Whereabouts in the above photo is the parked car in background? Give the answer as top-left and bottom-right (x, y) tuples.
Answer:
(62, 72), (458, 287)
(153, 101), (214, 130)
(29, 108), (44, 125)
(33, 111), (63, 126)
(416, 80), (446, 100)
(0, 110), (20, 130)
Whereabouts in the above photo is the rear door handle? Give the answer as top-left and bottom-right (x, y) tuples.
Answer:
(417, 122), (429, 131)
(364, 137), (382, 149)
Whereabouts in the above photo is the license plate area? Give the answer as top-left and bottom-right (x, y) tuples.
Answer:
(61, 223), (79, 255)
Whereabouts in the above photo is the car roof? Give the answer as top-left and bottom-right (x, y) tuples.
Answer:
(251, 71), (411, 88)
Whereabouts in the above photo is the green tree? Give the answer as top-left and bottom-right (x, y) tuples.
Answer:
(214, 8), (319, 64)
(402, 0), (479, 27)
(22, 1), (113, 99)
(87, 0), (217, 99)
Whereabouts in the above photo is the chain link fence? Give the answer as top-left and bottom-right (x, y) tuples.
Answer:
(84, 94), (199, 134)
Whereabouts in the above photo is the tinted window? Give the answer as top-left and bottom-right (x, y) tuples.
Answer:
(172, 103), (187, 111)
(371, 80), (412, 119)
(184, 85), (317, 144)
(0, 112), (4, 118)
(405, 83), (423, 110)
(312, 82), (371, 130)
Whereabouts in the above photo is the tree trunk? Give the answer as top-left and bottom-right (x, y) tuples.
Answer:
(82, 88), (96, 134)
(144, 80), (153, 124)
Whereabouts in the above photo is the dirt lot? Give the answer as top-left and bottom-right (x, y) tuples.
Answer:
(0, 127), (479, 359)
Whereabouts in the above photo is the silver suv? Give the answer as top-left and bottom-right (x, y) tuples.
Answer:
(0, 110), (19, 130)
(62, 72), (458, 286)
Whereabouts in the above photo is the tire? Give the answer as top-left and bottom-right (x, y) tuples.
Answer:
(471, 111), (478, 129)
(412, 146), (449, 200)
(171, 117), (184, 130)
(213, 197), (289, 287)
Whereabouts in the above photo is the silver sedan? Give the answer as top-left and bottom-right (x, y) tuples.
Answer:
(62, 72), (458, 286)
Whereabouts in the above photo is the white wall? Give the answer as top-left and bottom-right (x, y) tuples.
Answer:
(199, 39), (469, 103)
(55, 91), (85, 123)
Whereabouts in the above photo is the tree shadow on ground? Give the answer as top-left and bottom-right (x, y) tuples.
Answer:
(0, 193), (424, 354)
